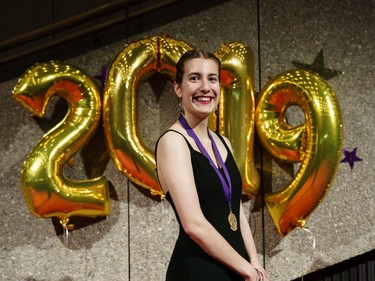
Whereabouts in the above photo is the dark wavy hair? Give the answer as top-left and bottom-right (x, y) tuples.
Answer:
(175, 50), (221, 84)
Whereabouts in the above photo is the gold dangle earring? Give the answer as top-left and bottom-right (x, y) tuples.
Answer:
(178, 98), (185, 115)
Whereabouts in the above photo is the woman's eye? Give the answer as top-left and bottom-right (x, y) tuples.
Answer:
(189, 75), (199, 81)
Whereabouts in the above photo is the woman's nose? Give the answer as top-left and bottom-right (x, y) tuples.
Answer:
(200, 78), (211, 92)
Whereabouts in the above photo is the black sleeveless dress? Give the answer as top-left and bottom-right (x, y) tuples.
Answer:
(156, 130), (248, 281)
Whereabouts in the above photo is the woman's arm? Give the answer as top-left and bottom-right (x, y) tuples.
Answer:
(239, 200), (270, 281)
(156, 131), (258, 280)
(239, 202), (262, 267)
(221, 135), (269, 280)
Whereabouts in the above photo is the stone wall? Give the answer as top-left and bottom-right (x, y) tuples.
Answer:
(0, 0), (374, 280)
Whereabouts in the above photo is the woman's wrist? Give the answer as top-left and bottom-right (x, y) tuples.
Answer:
(254, 267), (264, 281)
(254, 266), (270, 281)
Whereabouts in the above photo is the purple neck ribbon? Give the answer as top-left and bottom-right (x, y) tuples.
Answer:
(179, 115), (232, 206)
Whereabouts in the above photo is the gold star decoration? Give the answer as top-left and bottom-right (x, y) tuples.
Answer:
(292, 49), (343, 80)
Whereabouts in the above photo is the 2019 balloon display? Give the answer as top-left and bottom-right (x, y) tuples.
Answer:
(255, 69), (343, 236)
(13, 61), (110, 227)
(13, 35), (343, 236)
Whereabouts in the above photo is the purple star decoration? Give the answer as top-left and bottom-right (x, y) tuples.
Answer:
(95, 66), (108, 90)
(340, 147), (362, 170)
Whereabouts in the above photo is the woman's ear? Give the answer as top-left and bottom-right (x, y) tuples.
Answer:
(174, 81), (182, 98)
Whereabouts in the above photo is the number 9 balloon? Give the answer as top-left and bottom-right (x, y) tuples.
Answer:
(255, 69), (343, 236)
(12, 61), (110, 227)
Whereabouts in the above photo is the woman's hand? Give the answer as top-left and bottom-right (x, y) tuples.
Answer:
(253, 266), (270, 281)
(243, 266), (261, 281)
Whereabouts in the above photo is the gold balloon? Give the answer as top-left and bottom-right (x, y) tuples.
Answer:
(255, 69), (343, 236)
(214, 43), (259, 197)
(103, 35), (192, 197)
(13, 61), (110, 225)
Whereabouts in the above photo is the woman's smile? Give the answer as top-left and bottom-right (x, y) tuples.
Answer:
(193, 96), (214, 104)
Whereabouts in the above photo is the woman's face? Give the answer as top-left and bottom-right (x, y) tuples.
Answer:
(174, 57), (220, 119)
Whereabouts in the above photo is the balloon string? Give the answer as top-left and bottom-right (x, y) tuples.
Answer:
(300, 226), (316, 264)
(160, 194), (174, 226)
(59, 218), (71, 248)
(302, 226), (316, 251)
(63, 224), (69, 247)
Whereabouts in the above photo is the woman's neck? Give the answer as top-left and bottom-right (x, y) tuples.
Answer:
(180, 113), (210, 140)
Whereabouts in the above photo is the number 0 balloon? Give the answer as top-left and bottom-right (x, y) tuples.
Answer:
(103, 35), (192, 196)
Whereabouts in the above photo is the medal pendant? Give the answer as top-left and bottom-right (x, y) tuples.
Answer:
(228, 210), (238, 231)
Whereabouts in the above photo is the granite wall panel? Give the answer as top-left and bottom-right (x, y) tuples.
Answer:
(0, 0), (373, 280)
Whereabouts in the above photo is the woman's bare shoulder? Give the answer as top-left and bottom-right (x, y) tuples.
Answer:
(157, 124), (189, 153)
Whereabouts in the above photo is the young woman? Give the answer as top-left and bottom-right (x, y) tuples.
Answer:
(155, 50), (269, 281)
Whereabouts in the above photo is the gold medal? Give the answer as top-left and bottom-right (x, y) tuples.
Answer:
(180, 116), (238, 232)
(228, 207), (238, 231)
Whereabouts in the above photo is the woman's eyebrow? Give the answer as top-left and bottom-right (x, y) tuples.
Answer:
(188, 72), (218, 75)
(186, 72), (219, 78)
(187, 72), (200, 76)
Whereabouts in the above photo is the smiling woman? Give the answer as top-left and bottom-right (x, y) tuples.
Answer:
(155, 50), (269, 281)
(176, 56), (220, 120)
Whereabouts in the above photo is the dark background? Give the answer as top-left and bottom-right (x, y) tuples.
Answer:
(0, 0), (228, 81)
